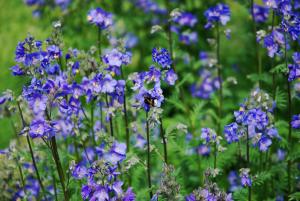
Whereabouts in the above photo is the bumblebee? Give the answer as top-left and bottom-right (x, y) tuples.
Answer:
(144, 95), (156, 107)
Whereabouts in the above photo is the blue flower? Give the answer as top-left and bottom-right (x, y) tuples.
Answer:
(258, 136), (272, 152)
(10, 65), (25, 76)
(224, 123), (240, 143)
(204, 3), (231, 29)
(165, 69), (178, 86)
(87, 8), (113, 29)
(253, 4), (269, 23)
(173, 12), (198, 27)
(197, 144), (210, 156)
(179, 31), (198, 45)
(105, 141), (127, 164)
(240, 168), (252, 187)
(291, 114), (300, 129)
(152, 48), (172, 68)
(102, 49), (132, 75)
(201, 128), (217, 144)
(47, 45), (62, 59)
(29, 119), (53, 138)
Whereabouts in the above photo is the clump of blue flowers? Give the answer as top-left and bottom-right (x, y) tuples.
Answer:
(224, 88), (279, 152)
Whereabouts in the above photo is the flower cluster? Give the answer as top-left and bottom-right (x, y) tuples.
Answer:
(227, 171), (241, 192)
(71, 141), (136, 200)
(240, 168), (252, 187)
(253, 4), (269, 23)
(24, 0), (71, 16)
(170, 11), (198, 45)
(204, 3), (231, 29)
(87, 8), (113, 29)
(132, 0), (166, 14)
(102, 48), (132, 76)
(172, 12), (198, 27)
(186, 170), (233, 201)
(288, 52), (300, 81)
(130, 48), (177, 111)
(224, 89), (279, 152)
(291, 114), (300, 129)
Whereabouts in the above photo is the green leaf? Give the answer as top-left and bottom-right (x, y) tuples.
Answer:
(270, 63), (288, 74)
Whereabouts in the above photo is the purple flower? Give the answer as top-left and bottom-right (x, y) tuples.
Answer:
(87, 8), (113, 29)
(204, 3), (231, 29)
(11, 65), (25, 76)
(291, 114), (300, 129)
(105, 141), (127, 164)
(112, 181), (123, 197)
(253, 4), (269, 23)
(29, 119), (53, 138)
(81, 185), (93, 200)
(240, 168), (252, 187)
(190, 69), (220, 99)
(165, 69), (178, 85)
(72, 163), (88, 179)
(173, 12), (198, 27)
(277, 149), (286, 161)
(179, 31), (198, 45)
(224, 123), (239, 143)
(102, 49), (132, 75)
(288, 64), (300, 82)
(185, 193), (196, 201)
(90, 186), (109, 201)
(101, 74), (118, 94)
(47, 45), (62, 59)
(123, 187), (136, 201)
(152, 48), (172, 68)
(135, 134), (146, 149)
(258, 136), (272, 152)
(263, 29), (284, 58)
(197, 144), (210, 156)
(201, 128), (217, 143)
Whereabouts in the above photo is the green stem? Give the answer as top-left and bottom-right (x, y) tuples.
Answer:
(17, 102), (48, 201)
(246, 130), (251, 201)
(121, 67), (130, 152)
(216, 23), (222, 169)
(90, 100), (96, 146)
(98, 27), (102, 57)
(159, 117), (168, 164)
(285, 32), (292, 194)
(50, 136), (69, 201)
(105, 93), (114, 137)
(146, 111), (153, 198)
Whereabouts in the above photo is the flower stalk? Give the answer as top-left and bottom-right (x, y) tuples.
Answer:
(146, 111), (153, 198)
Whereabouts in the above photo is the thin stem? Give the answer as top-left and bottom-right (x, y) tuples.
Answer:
(50, 136), (69, 201)
(121, 67), (130, 152)
(98, 27), (102, 57)
(52, 172), (58, 201)
(246, 130), (251, 201)
(17, 102), (48, 201)
(285, 32), (292, 194)
(216, 23), (222, 169)
(16, 160), (26, 190)
(45, 109), (69, 201)
(146, 111), (153, 198)
(90, 100), (96, 146)
(159, 117), (168, 164)
(105, 93), (114, 137)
